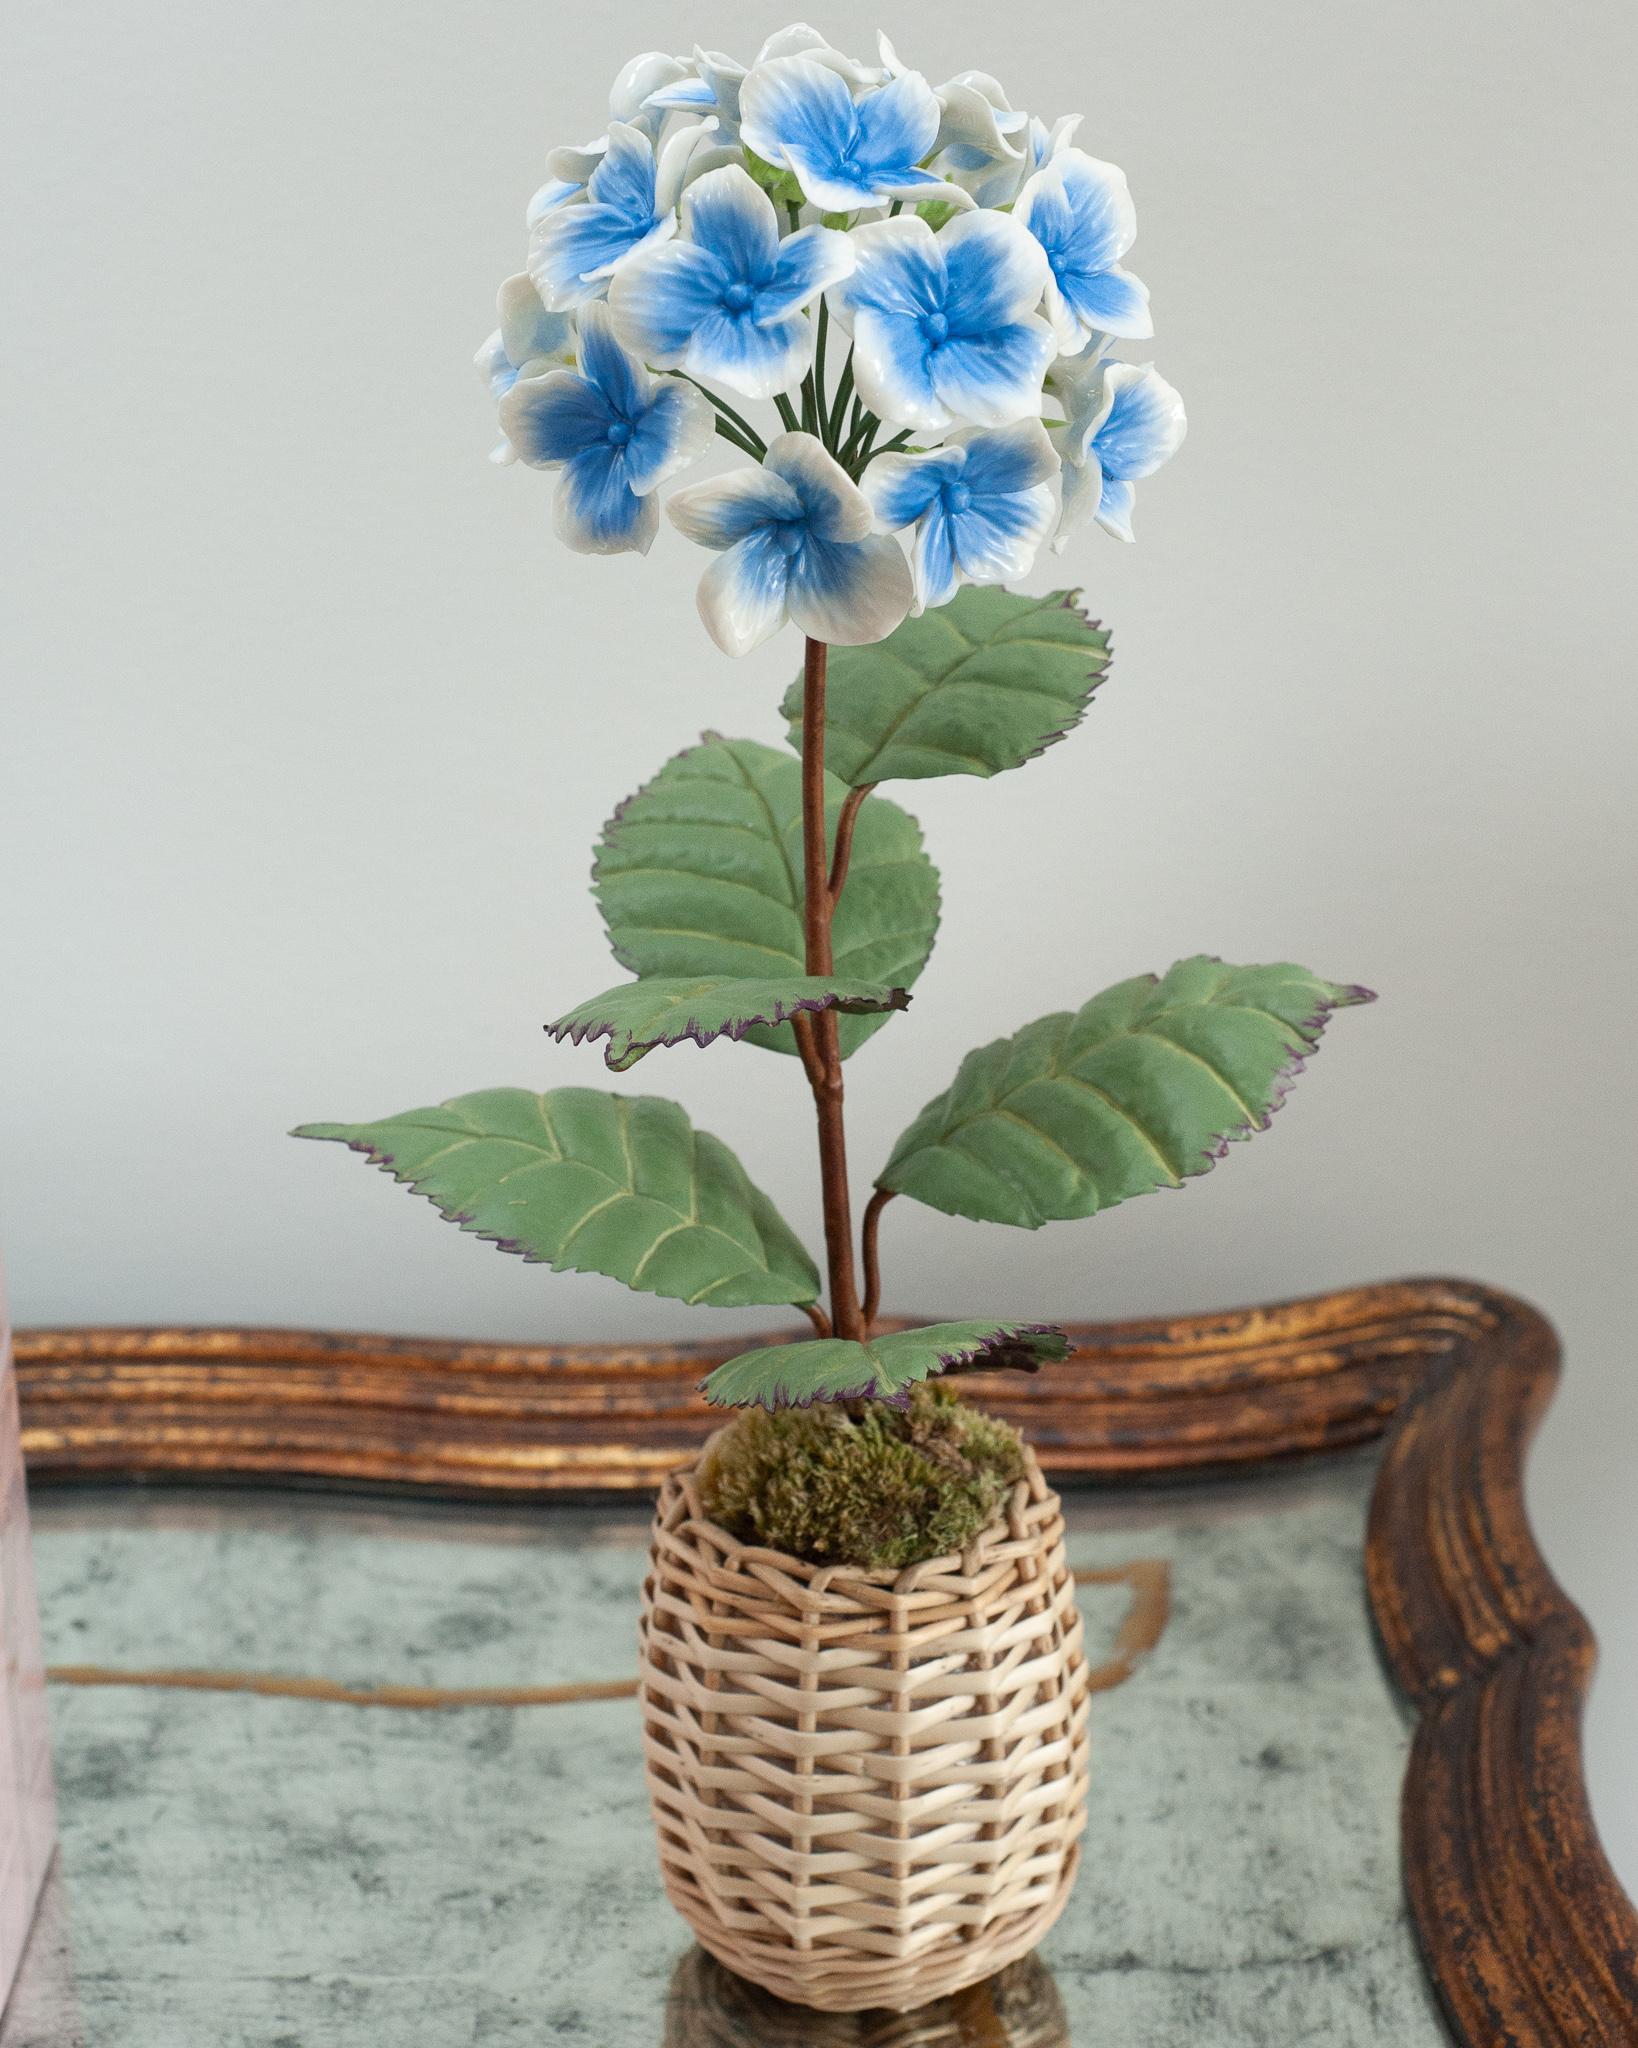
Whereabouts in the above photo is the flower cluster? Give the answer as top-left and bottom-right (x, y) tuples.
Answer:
(478, 24), (1187, 655)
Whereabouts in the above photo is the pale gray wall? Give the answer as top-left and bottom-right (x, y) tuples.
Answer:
(5, 1), (1636, 1895)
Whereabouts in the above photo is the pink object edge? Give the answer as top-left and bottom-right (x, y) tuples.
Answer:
(0, 1280), (56, 2011)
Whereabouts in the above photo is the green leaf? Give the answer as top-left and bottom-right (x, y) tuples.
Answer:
(546, 974), (910, 1071)
(702, 1320), (1069, 1410)
(293, 1087), (820, 1308)
(593, 735), (940, 1061)
(879, 957), (1375, 1227)
(781, 587), (1111, 786)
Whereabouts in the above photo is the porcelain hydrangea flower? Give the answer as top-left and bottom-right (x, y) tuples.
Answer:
(833, 213), (1053, 432)
(1050, 357), (1186, 545)
(1016, 149), (1152, 350)
(475, 275), (576, 463)
(499, 304), (715, 554)
(863, 420), (1060, 612)
(739, 59), (973, 214)
(529, 120), (715, 310)
(668, 432), (913, 654)
(609, 165), (854, 400)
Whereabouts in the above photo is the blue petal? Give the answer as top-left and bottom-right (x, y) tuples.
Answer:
(780, 149), (885, 214)
(852, 72), (940, 176)
(1016, 172), (1075, 266)
(911, 511), (961, 612)
(862, 449), (961, 530)
(607, 241), (729, 362)
(643, 76), (717, 114)
(947, 483), (1056, 582)
(697, 529), (793, 655)
(531, 204), (665, 308)
(785, 532), (914, 645)
(940, 212), (1051, 332)
(669, 465), (804, 549)
(930, 320), (1055, 427)
(1094, 475), (1137, 541)
(1094, 365), (1187, 480)
(758, 224), (855, 324)
(526, 177), (585, 226)
(585, 122), (658, 221)
(498, 370), (610, 466)
(850, 308), (942, 429)
(577, 302), (648, 418)
(687, 306), (811, 399)
(1054, 152), (1138, 274)
(739, 55), (855, 171)
(685, 164), (780, 283)
(838, 217), (945, 320)
(959, 419), (1060, 496)
(1056, 262), (1152, 341)
(555, 445), (658, 555)
(765, 432), (873, 542)
(623, 378), (716, 494)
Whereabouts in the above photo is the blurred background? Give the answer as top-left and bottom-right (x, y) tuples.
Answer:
(4, 1), (1635, 1885)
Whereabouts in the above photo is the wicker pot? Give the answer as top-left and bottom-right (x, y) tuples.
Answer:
(638, 1437), (1091, 2013)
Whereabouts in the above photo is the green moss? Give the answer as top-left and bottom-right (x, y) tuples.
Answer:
(698, 1383), (1027, 1571)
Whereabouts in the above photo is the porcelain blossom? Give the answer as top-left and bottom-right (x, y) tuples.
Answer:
(481, 24), (1187, 653)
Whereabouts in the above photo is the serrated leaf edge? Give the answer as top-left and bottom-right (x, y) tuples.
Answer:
(292, 1098), (819, 1307)
(879, 965), (1377, 1226)
(546, 981), (911, 1070)
(701, 1319), (1069, 1411)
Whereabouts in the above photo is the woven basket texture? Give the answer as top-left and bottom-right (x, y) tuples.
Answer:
(638, 1438), (1091, 2013)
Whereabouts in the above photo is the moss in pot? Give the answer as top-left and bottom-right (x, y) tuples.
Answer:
(293, 17), (1375, 2014)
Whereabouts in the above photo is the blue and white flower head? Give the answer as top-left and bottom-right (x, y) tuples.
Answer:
(863, 420), (1061, 614)
(609, 165), (854, 400)
(834, 212), (1053, 432)
(668, 433), (913, 655)
(488, 27), (1185, 646)
(529, 120), (716, 311)
(1049, 358), (1186, 547)
(739, 60), (974, 214)
(499, 303), (715, 555)
(475, 275), (576, 464)
(1016, 149), (1152, 351)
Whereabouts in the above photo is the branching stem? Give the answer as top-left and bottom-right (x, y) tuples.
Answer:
(799, 637), (865, 1340)
(860, 1186), (895, 1333)
(828, 783), (874, 902)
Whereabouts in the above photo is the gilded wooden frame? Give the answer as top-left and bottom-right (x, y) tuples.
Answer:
(14, 1279), (1638, 2045)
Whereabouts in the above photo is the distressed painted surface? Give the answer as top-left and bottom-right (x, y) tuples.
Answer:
(1, 1459), (1448, 2046)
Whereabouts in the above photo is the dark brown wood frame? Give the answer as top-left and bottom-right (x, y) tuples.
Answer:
(13, 1278), (1638, 2045)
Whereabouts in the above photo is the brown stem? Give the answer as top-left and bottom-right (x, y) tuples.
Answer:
(801, 1300), (833, 1339)
(827, 783), (874, 903)
(800, 637), (865, 1340)
(860, 1186), (895, 1333)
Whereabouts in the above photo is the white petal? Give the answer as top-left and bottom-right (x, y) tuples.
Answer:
(668, 465), (803, 549)
(764, 431), (873, 542)
(610, 52), (692, 125)
(654, 119), (721, 210)
(696, 532), (792, 655)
